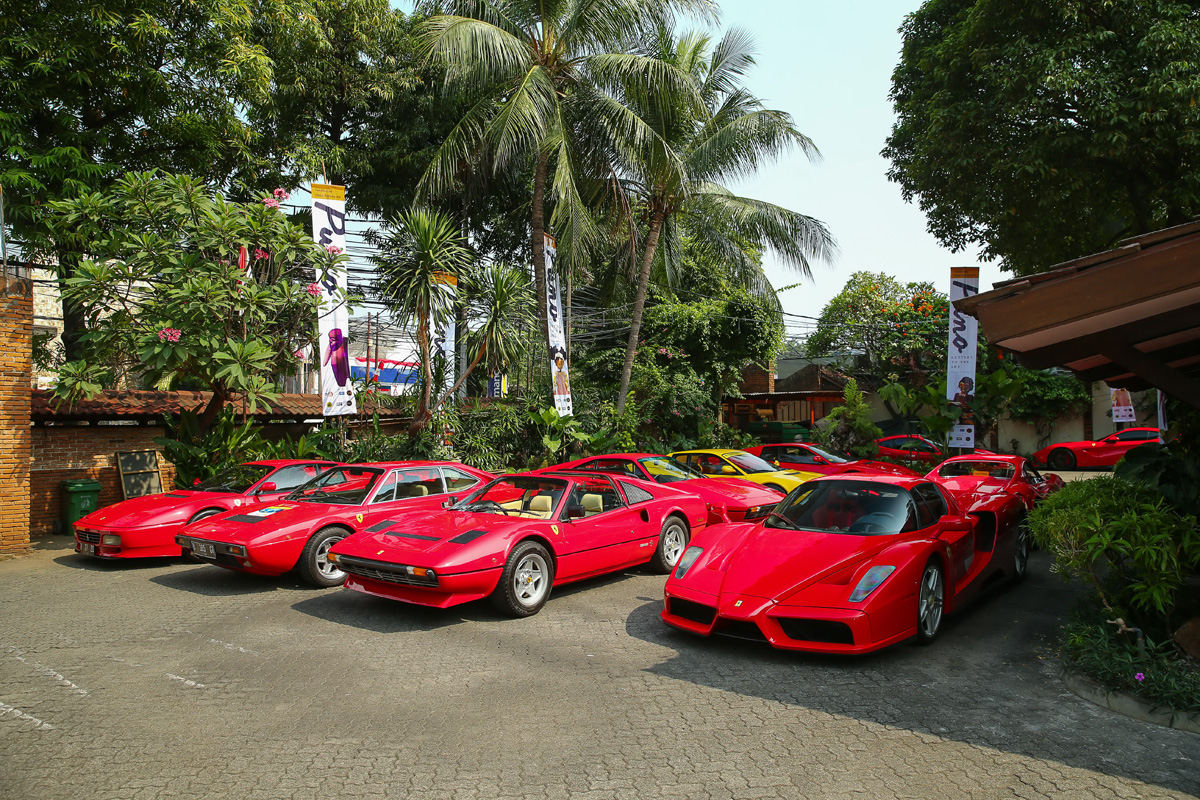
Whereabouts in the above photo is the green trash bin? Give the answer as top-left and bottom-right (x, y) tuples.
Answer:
(62, 479), (102, 535)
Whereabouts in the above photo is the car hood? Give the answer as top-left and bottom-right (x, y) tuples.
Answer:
(336, 511), (520, 557)
(852, 460), (920, 477)
(184, 500), (343, 542)
(79, 491), (228, 528)
(682, 478), (781, 508)
(716, 526), (890, 602)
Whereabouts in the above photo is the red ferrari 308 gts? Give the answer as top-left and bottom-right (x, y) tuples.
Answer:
(661, 474), (1027, 654)
(926, 454), (1064, 513)
(73, 460), (339, 559)
(744, 443), (918, 477)
(543, 453), (784, 524)
(329, 470), (709, 616)
(175, 461), (493, 586)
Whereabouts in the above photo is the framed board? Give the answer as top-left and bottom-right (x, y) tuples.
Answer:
(117, 450), (163, 499)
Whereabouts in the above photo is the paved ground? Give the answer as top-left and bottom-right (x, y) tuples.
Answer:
(1, 537), (1196, 800)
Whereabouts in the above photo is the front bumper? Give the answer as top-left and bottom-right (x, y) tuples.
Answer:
(75, 524), (185, 559)
(342, 561), (504, 609)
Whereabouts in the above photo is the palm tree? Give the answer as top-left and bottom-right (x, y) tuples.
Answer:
(612, 28), (837, 412)
(414, 0), (715, 340)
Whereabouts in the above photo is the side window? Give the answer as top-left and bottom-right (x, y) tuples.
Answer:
(396, 469), (446, 498)
(590, 459), (639, 477)
(619, 481), (654, 505)
(671, 454), (693, 469)
(371, 471), (399, 503)
(441, 467), (481, 492)
(781, 447), (816, 464)
(910, 484), (946, 529)
(262, 464), (321, 492)
(562, 479), (627, 519)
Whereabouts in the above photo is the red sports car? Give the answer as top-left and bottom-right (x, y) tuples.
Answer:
(542, 454), (784, 524)
(875, 435), (993, 464)
(661, 474), (1028, 654)
(175, 461), (493, 586)
(328, 470), (709, 616)
(72, 460), (339, 559)
(745, 443), (919, 477)
(1032, 427), (1162, 470)
(926, 455), (1064, 513)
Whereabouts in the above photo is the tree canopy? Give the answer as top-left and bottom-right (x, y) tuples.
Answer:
(885, 0), (1200, 274)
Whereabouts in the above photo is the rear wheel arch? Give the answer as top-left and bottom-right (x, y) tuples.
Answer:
(188, 507), (226, 524)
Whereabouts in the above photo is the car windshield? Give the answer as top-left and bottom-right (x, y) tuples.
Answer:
(194, 464), (274, 493)
(805, 445), (850, 464)
(286, 466), (383, 505)
(765, 480), (913, 536)
(455, 477), (569, 518)
(727, 452), (781, 474)
(638, 457), (700, 483)
(936, 460), (1015, 480)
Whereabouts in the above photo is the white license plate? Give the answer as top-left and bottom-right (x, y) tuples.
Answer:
(80, 543), (96, 556)
(193, 541), (216, 558)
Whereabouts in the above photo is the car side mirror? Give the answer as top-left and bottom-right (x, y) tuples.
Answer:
(442, 499), (455, 508)
(720, 465), (736, 475)
(813, 457), (828, 465)
(257, 481), (277, 493)
(566, 506), (586, 520)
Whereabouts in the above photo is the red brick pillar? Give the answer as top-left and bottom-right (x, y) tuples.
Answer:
(0, 275), (32, 557)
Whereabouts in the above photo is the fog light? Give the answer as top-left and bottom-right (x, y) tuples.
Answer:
(326, 552), (340, 564)
(101, 534), (121, 546)
(226, 544), (247, 558)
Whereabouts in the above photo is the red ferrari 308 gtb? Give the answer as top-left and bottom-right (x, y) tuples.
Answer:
(73, 460), (339, 559)
(329, 470), (709, 616)
(175, 462), (493, 586)
(661, 474), (1027, 655)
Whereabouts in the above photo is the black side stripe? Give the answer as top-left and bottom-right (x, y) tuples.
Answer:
(385, 532), (441, 542)
(223, 514), (264, 523)
(366, 519), (400, 533)
(449, 529), (488, 544)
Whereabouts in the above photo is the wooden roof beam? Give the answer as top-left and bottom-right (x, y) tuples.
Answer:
(1100, 341), (1200, 410)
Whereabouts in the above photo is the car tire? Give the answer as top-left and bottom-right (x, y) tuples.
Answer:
(915, 560), (945, 645)
(297, 526), (348, 588)
(490, 540), (555, 617)
(650, 515), (689, 574)
(1047, 448), (1076, 470)
(188, 508), (224, 524)
(1012, 524), (1031, 583)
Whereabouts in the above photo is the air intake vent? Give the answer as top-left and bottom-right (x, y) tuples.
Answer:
(668, 598), (717, 626)
(777, 618), (854, 645)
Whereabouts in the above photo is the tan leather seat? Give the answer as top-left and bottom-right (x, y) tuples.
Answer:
(409, 485), (429, 497)
(526, 494), (554, 519)
(582, 493), (604, 516)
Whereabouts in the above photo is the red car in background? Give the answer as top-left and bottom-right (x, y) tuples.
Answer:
(661, 474), (1029, 655)
(926, 455), (1064, 513)
(875, 435), (993, 464)
(746, 443), (919, 478)
(175, 461), (493, 586)
(329, 470), (708, 616)
(544, 454), (784, 524)
(73, 460), (338, 559)
(1032, 427), (1162, 470)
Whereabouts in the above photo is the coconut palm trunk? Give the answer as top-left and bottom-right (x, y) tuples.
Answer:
(616, 210), (666, 413)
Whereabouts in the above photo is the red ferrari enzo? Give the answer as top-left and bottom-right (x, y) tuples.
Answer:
(926, 455), (1064, 513)
(661, 474), (1028, 654)
(542, 453), (784, 524)
(1032, 427), (1162, 470)
(744, 443), (918, 477)
(73, 460), (339, 559)
(175, 461), (493, 586)
(328, 470), (709, 616)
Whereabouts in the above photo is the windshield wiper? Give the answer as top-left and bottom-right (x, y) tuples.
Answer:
(765, 512), (799, 530)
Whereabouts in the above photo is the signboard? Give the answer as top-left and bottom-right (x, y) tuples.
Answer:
(311, 183), (357, 417)
(946, 267), (980, 448)
(543, 234), (573, 416)
(487, 373), (508, 398)
(1111, 387), (1136, 423)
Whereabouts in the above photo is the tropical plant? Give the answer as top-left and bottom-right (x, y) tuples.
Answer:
(611, 26), (835, 411)
(47, 171), (337, 431)
(414, 0), (715, 339)
(816, 379), (883, 459)
(156, 408), (273, 488)
(1006, 367), (1093, 450)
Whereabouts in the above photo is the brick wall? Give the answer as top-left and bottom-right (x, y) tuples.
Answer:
(0, 278), (33, 557)
(739, 362), (776, 394)
(31, 425), (176, 536)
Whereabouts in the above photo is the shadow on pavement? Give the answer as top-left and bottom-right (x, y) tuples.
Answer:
(625, 552), (1200, 797)
(150, 565), (282, 596)
(54, 552), (190, 572)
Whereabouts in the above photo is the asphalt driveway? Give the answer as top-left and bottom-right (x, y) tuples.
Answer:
(1, 538), (1196, 800)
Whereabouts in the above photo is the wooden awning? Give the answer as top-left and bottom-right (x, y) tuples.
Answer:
(955, 219), (1200, 409)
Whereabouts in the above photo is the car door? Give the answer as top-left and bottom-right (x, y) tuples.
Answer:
(772, 445), (819, 469)
(440, 466), (486, 505)
(556, 476), (646, 580)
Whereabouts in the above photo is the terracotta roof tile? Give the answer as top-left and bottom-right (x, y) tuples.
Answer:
(32, 389), (409, 421)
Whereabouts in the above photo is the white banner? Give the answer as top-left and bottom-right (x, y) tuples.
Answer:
(430, 272), (457, 400)
(1111, 387), (1136, 423)
(543, 234), (573, 416)
(312, 183), (357, 416)
(947, 267), (979, 448)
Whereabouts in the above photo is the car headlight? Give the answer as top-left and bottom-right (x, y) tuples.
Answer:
(326, 552), (340, 564)
(849, 565), (895, 602)
(101, 534), (121, 546)
(674, 546), (704, 578)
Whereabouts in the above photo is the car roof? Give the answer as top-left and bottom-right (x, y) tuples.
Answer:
(345, 461), (472, 470)
(669, 448), (743, 456)
(573, 453), (662, 460)
(243, 459), (338, 468)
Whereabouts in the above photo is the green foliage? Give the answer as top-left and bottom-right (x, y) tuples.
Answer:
(817, 379), (883, 459)
(1006, 367), (1093, 449)
(885, 0), (1200, 274)
(1115, 442), (1200, 517)
(156, 408), (273, 488)
(879, 363), (1024, 448)
(1028, 477), (1200, 624)
(47, 172), (334, 423)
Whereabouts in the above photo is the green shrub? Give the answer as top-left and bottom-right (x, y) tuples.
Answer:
(816, 379), (882, 459)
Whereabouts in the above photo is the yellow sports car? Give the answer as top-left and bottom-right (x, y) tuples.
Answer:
(668, 449), (818, 495)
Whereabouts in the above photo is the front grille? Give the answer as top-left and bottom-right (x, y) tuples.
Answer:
(777, 618), (854, 645)
(715, 619), (768, 642)
(668, 597), (717, 626)
(339, 556), (438, 587)
(77, 530), (101, 544)
(743, 504), (776, 520)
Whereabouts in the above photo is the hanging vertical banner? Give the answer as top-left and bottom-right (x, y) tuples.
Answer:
(543, 234), (573, 416)
(487, 373), (508, 398)
(1157, 390), (1167, 438)
(430, 272), (457, 399)
(312, 183), (357, 417)
(1110, 386), (1136, 423)
(946, 267), (980, 448)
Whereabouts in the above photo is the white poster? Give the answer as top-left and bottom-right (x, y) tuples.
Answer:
(1111, 387), (1136, 423)
(430, 272), (457, 399)
(543, 234), (572, 416)
(312, 183), (357, 416)
(947, 267), (980, 448)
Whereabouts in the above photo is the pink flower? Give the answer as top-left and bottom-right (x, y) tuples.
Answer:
(273, 188), (290, 200)
(325, 244), (342, 255)
(157, 327), (182, 343)
(1135, 672), (1145, 682)
(306, 283), (323, 298)
(262, 197), (280, 209)
(672, 410), (680, 416)
(658, 348), (667, 354)
(254, 248), (269, 261)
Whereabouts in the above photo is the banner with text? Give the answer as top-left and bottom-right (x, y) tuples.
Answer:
(430, 271), (457, 400)
(312, 183), (357, 416)
(543, 235), (573, 416)
(946, 267), (980, 448)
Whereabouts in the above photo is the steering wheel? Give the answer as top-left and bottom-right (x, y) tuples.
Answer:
(849, 512), (899, 534)
(472, 499), (519, 516)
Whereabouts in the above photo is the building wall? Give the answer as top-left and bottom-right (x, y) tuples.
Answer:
(0, 279), (33, 557)
(30, 425), (176, 536)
